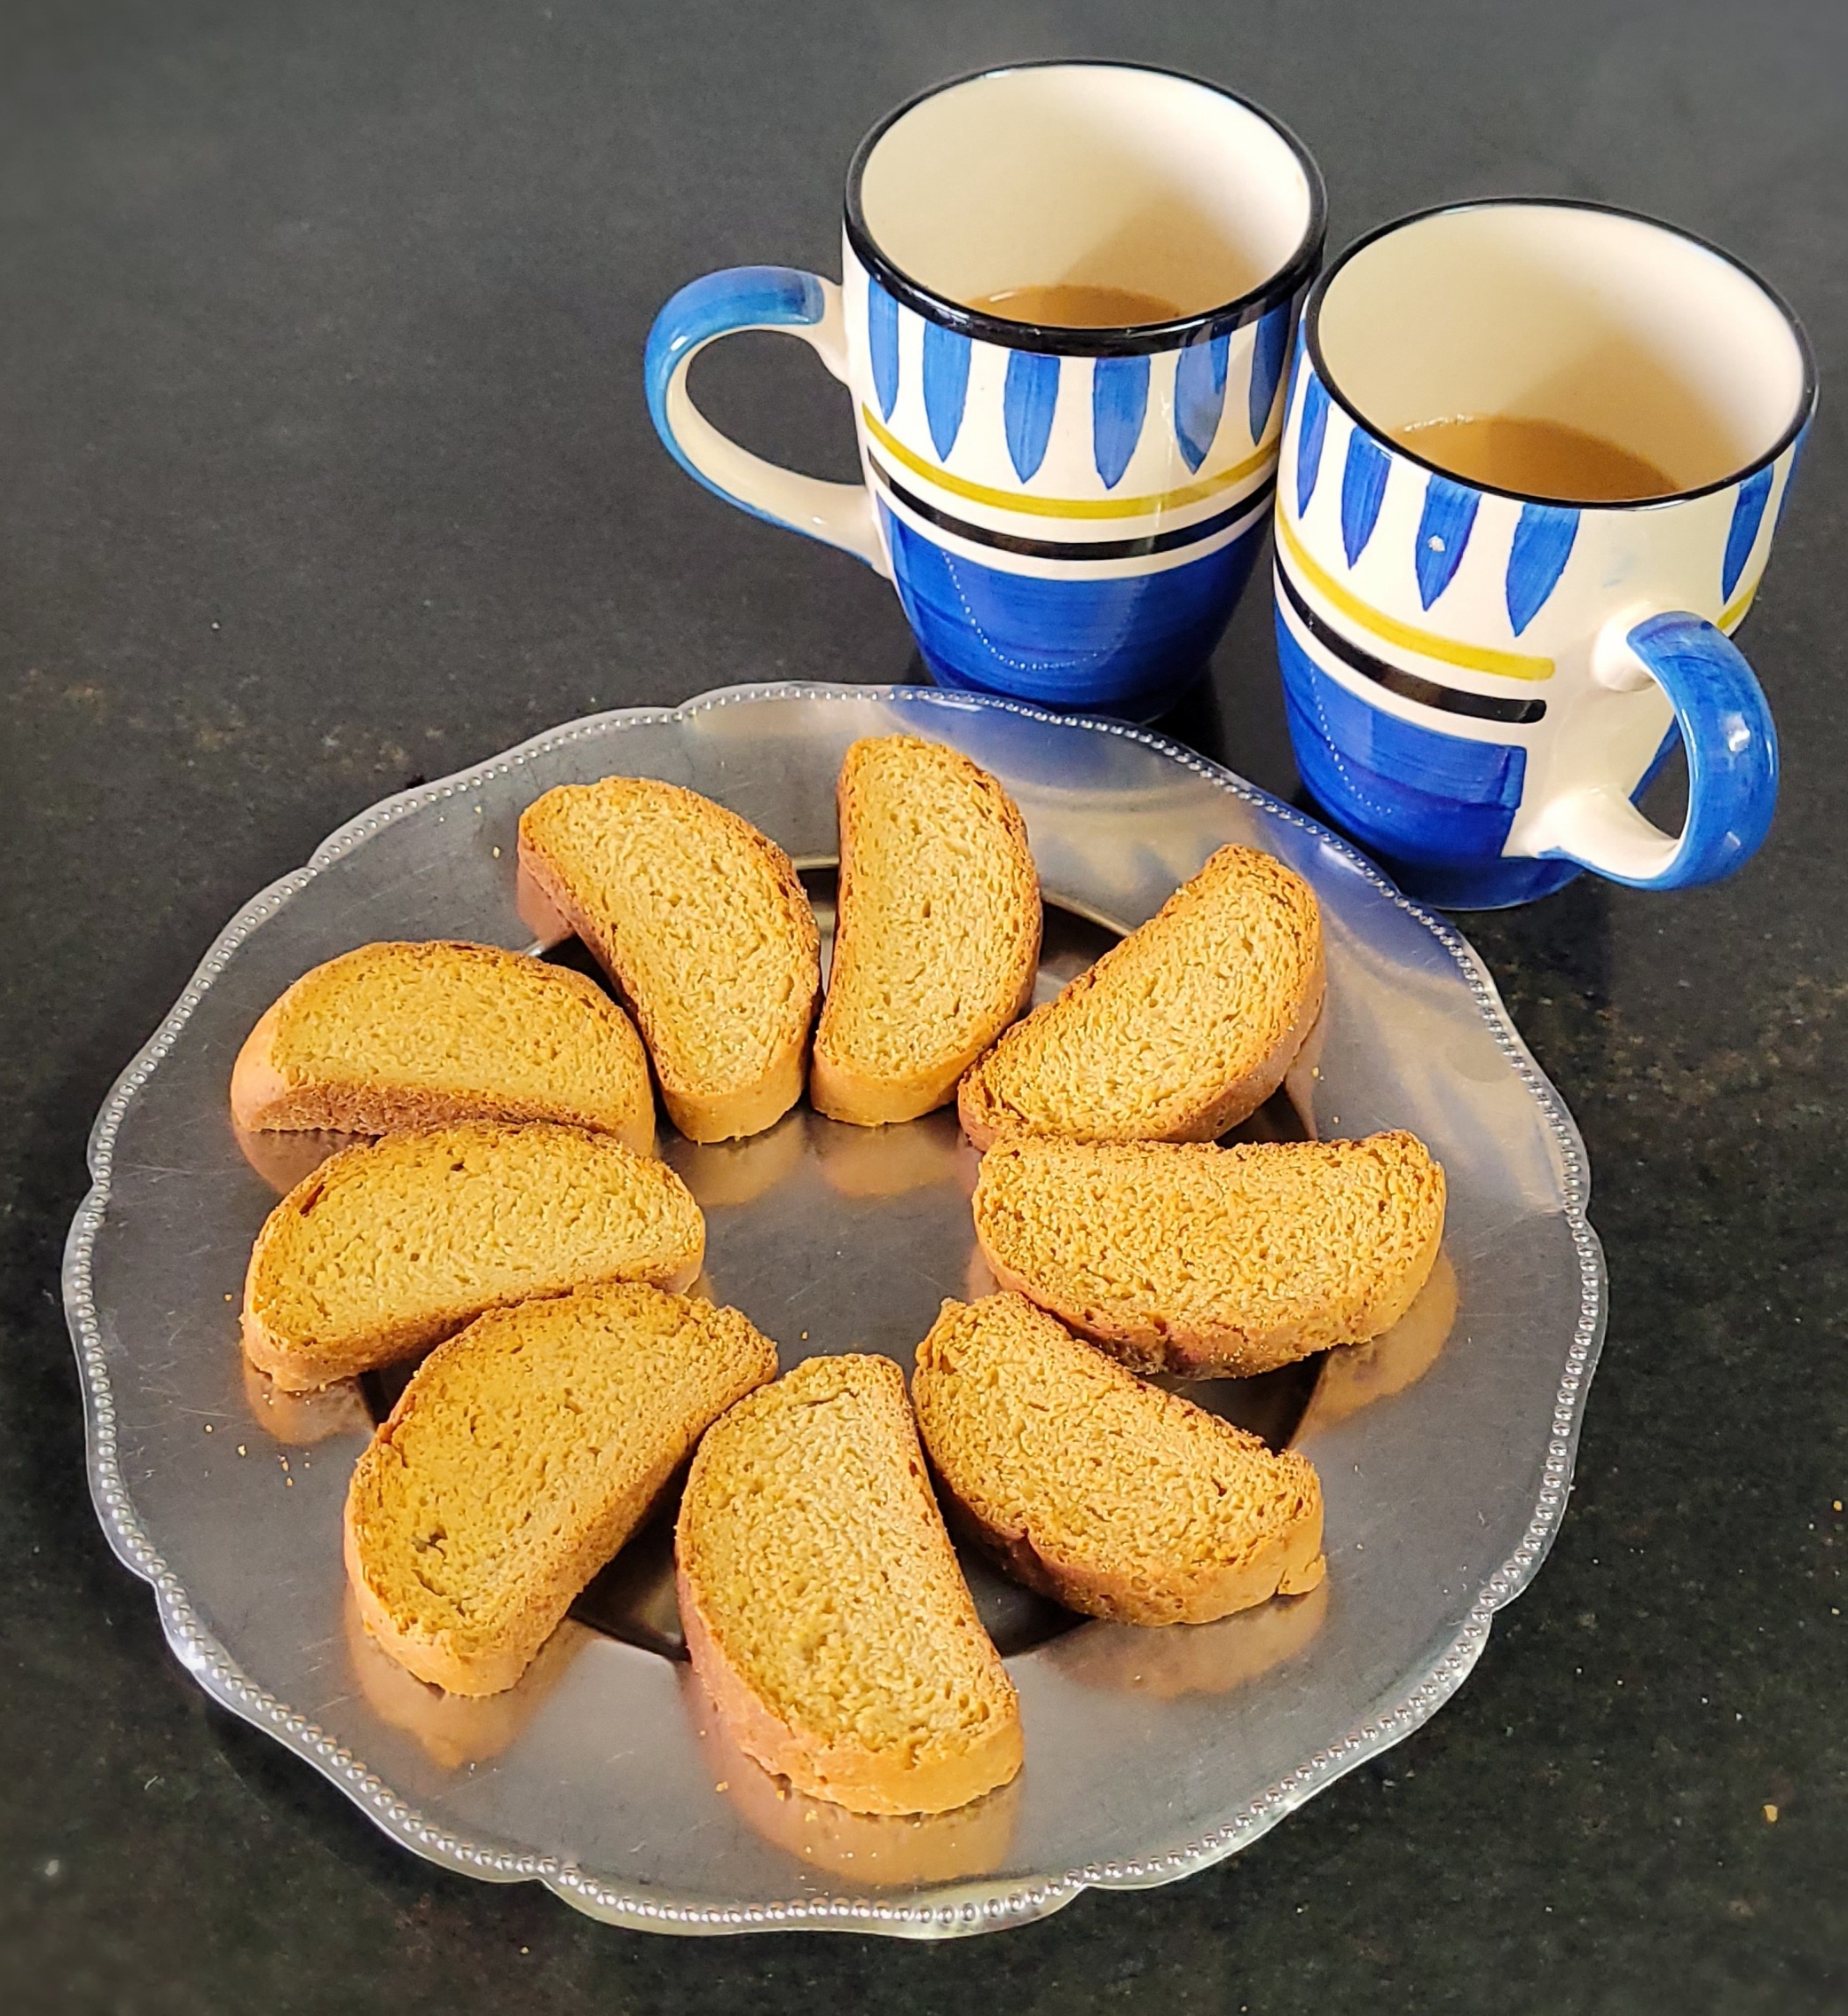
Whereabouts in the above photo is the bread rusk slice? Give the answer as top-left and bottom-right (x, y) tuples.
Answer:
(912, 1294), (1326, 1626)
(346, 1283), (777, 1694)
(517, 777), (820, 1144)
(241, 1122), (704, 1390)
(811, 736), (1041, 1127)
(957, 844), (1324, 1149)
(675, 1353), (1022, 1815)
(972, 1131), (1445, 1378)
(230, 941), (655, 1154)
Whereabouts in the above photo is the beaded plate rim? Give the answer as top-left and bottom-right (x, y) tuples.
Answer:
(62, 681), (1606, 1940)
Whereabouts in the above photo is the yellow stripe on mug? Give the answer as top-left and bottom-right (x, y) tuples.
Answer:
(1274, 510), (1555, 682)
(861, 407), (1276, 524)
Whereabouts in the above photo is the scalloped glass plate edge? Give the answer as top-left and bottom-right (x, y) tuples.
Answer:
(61, 680), (1608, 1941)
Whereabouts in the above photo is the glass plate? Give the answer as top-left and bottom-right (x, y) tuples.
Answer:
(62, 682), (1604, 1939)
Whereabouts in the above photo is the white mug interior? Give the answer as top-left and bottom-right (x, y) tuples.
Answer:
(1313, 202), (1807, 495)
(855, 65), (1317, 320)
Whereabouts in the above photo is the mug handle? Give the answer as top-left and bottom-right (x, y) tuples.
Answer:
(643, 266), (889, 576)
(1523, 612), (1779, 890)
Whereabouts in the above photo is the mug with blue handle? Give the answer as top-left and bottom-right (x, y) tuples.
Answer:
(646, 61), (1324, 719)
(1273, 198), (1813, 908)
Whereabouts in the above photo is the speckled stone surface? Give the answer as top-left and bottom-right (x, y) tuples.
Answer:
(2, 2), (1844, 2010)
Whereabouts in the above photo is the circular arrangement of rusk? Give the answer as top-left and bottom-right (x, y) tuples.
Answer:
(228, 736), (1445, 1820)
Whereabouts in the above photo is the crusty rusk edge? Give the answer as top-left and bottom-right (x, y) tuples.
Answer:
(239, 1136), (704, 1390)
(696, 1688), (1024, 1888)
(241, 1298), (459, 1393)
(343, 1498), (533, 1697)
(809, 959), (1036, 1129)
(230, 948), (657, 1156)
(976, 1150), (1444, 1380)
(242, 1245), (704, 1393)
(229, 996), (293, 1130)
(343, 1296), (778, 1697)
(515, 827), (815, 1145)
(675, 1562), (1024, 1816)
(932, 1473), (1327, 1627)
(955, 931), (1327, 1152)
(811, 741), (1042, 1129)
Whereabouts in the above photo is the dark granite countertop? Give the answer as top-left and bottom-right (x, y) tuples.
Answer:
(3, 3), (1843, 2009)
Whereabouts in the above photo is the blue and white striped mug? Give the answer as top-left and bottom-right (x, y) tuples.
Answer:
(1274, 200), (1814, 908)
(645, 62), (1324, 718)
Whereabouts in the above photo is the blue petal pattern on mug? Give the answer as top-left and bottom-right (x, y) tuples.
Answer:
(1721, 466), (1773, 601)
(1413, 473), (1480, 610)
(1340, 432), (1390, 567)
(1295, 372), (1330, 517)
(1174, 328), (1230, 471)
(1246, 303), (1292, 445)
(1003, 350), (1061, 482)
(869, 286), (900, 423)
(922, 323), (973, 462)
(1505, 504), (1579, 635)
(1091, 356), (1150, 491)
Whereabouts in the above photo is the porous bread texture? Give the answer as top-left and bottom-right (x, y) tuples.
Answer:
(675, 1352), (1022, 1815)
(812, 736), (1041, 1127)
(911, 1294), (1326, 1626)
(241, 1122), (704, 1390)
(957, 844), (1325, 1149)
(972, 1131), (1445, 1378)
(230, 941), (655, 1154)
(345, 1283), (775, 1695)
(517, 776), (820, 1143)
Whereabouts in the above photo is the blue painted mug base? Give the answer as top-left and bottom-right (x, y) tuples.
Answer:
(1374, 850), (1585, 911)
(922, 650), (1211, 725)
(1277, 610), (1686, 908)
(882, 505), (1263, 720)
(1288, 783), (1586, 908)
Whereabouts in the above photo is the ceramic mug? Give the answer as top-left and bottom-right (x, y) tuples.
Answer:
(645, 61), (1324, 718)
(1273, 199), (1814, 908)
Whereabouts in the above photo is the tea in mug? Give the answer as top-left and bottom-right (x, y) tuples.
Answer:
(967, 283), (1184, 329)
(1392, 415), (1679, 502)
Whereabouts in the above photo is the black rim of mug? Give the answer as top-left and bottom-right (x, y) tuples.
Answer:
(1300, 195), (1820, 512)
(843, 59), (1328, 358)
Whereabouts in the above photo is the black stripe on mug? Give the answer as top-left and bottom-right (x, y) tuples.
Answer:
(1274, 562), (1547, 725)
(869, 457), (1273, 563)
